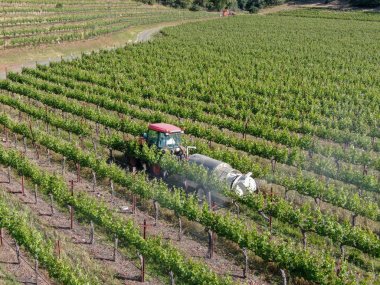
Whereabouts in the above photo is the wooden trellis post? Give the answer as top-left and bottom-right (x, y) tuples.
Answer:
(301, 229), (307, 250)
(61, 157), (66, 175)
(76, 164), (81, 183)
(79, 135), (84, 149)
(271, 156), (276, 173)
(351, 213), (357, 227)
(207, 229), (215, 259)
(233, 200), (240, 217)
(269, 188), (273, 238)
(142, 219), (148, 239)
(89, 221), (94, 245)
(340, 244), (345, 260)
(208, 193), (217, 258)
(7, 166), (10, 183)
(169, 271), (175, 285)
(23, 136), (27, 153)
(34, 184), (38, 204)
(92, 171), (96, 192)
(284, 188), (289, 201)
(92, 137), (97, 156)
(153, 200), (159, 226)
(110, 180), (114, 198)
(68, 180), (74, 196)
(21, 175), (25, 196)
(335, 157), (340, 171)
(280, 269), (287, 285)
(34, 257), (39, 285)
(139, 219), (152, 283)
(139, 253), (145, 282)
(109, 148), (114, 163)
(242, 247), (248, 278)
(269, 215), (272, 238)
(132, 195), (137, 214)
(49, 194), (54, 216)
(242, 115), (249, 140)
(207, 191), (212, 210)
(35, 144), (40, 159)
(69, 206), (74, 230)
(13, 133), (17, 148)
(47, 149), (51, 165)
(113, 236), (118, 262)
(0, 228), (3, 246)
(15, 242), (20, 264)
(314, 196), (320, 207)
(363, 165), (368, 176)
(335, 258), (342, 277)
(178, 216), (182, 241)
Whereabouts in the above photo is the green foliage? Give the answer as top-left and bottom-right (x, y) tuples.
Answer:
(2, 72), (378, 221)
(0, 110), (344, 284)
(0, 139), (231, 285)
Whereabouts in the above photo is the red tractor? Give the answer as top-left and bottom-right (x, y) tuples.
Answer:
(125, 122), (257, 198)
(141, 123), (186, 157)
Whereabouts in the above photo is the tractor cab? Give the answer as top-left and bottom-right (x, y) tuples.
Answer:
(143, 123), (184, 153)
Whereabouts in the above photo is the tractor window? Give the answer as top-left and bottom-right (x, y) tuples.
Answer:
(147, 130), (159, 146)
(167, 133), (181, 147)
(158, 133), (166, 148)
(157, 133), (181, 149)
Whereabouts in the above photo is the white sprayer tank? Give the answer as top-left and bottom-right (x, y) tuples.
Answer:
(188, 154), (257, 196)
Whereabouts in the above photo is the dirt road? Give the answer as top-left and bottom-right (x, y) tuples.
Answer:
(135, 27), (163, 43)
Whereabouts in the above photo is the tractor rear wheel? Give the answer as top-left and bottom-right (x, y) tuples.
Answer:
(197, 188), (207, 204)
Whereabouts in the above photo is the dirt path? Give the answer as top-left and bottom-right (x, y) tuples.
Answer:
(135, 26), (165, 43)
(258, 0), (349, 15)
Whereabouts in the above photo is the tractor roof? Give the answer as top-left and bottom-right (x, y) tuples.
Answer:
(148, 123), (182, 134)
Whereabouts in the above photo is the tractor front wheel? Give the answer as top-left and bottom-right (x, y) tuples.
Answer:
(151, 164), (161, 177)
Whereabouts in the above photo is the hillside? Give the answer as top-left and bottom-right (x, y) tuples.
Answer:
(0, 6), (379, 285)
